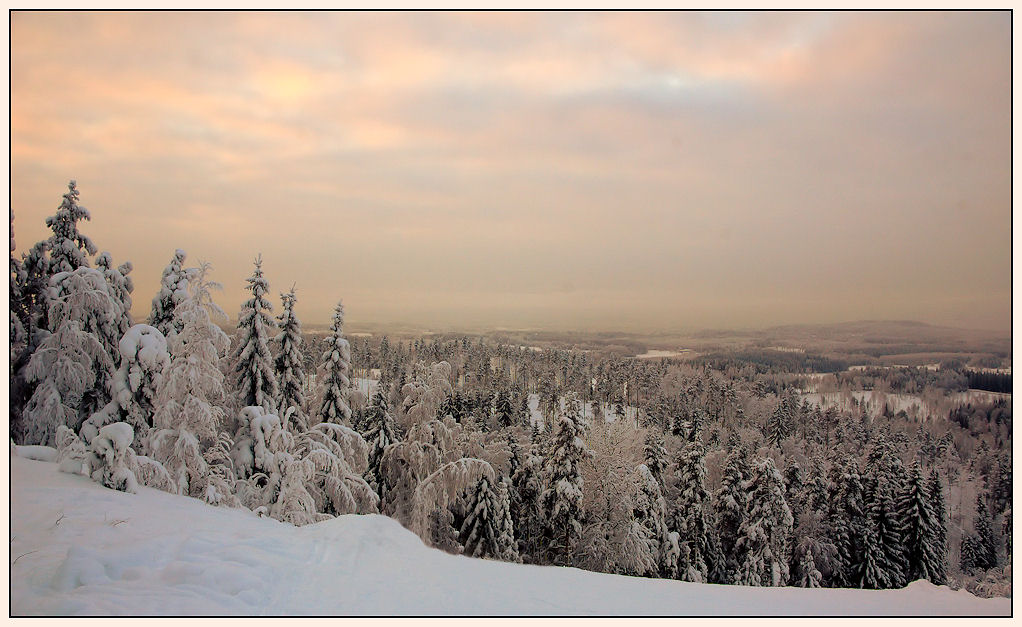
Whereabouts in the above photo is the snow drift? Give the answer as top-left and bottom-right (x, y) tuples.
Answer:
(9, 454), (1009, 616)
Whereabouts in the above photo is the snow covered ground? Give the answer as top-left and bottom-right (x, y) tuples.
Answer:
(527, 393), (639, 430)
(10, 455), (1009, 616)
(635, 349), (690, 359)
(801, 389), (1011, 419)
(800, 391), (928, 417)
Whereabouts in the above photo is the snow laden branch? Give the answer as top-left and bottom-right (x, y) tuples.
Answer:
(410, 457), (496, 546)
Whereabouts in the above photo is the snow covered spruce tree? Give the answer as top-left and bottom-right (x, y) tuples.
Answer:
(643, 430), (668, 485)
(95, 251), (134, 341)
(459, 474), (519, 562)
(44, 181), (96, 276)
(635, 463), (678, 578)
(796, 545), (823, 588)
(87, 422), (139, 493)
(13, 182), (95, 351)
(82, 324), (171, 443)
(926, 469), (949, 584)
(829, 460), (867, 587)
(494, 389), (514, 430)
(148, 249), (192, 339)
(970, 492), (998, 571)
(511, 431), (546, 563)
(231, 255), (278, 412)
(316, 301), (353, 425)
(18, 267), (122, 445)
(363, 382), (399, 501)
(863, 473), (908, 588)
(149, 262), (239, 506)
(896, 461), (945, 585)
(540, 393), (589, 565)
(670, 438), (711, 582)
(10, 209), (27, 349)
(273, 287), (307, 432)
(19, 318), (111, 446)
(715, 444), (752, 582)
(734, 458), (794, 587)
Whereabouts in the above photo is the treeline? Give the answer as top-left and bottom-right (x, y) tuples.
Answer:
(694, 349), (849, 374)
(965, 371), (1011, 394)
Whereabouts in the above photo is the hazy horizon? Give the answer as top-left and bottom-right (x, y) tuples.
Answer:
(11, 11), (1010, 333)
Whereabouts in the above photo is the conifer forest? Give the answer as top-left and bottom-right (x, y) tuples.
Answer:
(10, 182), (1011, 604)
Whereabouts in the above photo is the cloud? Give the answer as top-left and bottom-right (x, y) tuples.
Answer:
(10, 11), (1010, 332)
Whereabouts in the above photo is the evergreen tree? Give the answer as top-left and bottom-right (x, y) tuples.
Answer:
(734, 458), (794, 587)
(273, 287), (307, 431)
(796, 545), (822, 588)
(715, 444), (752, 582)
(670, 438), (710, 582)
(451, 390), (466, 422)
(19, 318), (111, 446)
(9, 209), (27, 348)
(766, 402), (789, 449)
(511, 432), (545, 563)
(634, 463), (676, 578)
(784, 460), (805, 524)
(82, 324), (171, 444)
(506, 430), (522, 477)
(149, 262), (238, 506)
(363, 383), (398, 501)
(494, 389), (514, 430)
(927, 469), (949, 583)
(230, 255), (279, 411)
(437, 392), (455, 420)
(45, 180), (96, 277)
(460, 475), (519, 562)
(518, 391), (531, 428)
(148, 249), (192, 339)
(960, 534), (982, 573)
(866, 474), (908, 588)
(17, 267), (123, 443)
(973, 492), (997, 570)
(95, 251), (134, 342)
(859, 518), (888, 589)
(316, 301), (353, 425)
(539, 394), (589, 565)
(896, 461), (944, 585)
(832, 460), (867, 588)
(643, 430), (668, 485)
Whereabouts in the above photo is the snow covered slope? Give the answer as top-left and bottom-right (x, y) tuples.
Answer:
(10, 455), (1010, 616)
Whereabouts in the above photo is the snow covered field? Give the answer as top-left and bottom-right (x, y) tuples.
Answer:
(10, 455), (1008, 616)
(800, 391), (929, 417)
(635, 349), (689, 359)
(527, 393), (639, 430)
(800, 389), (1010, 419)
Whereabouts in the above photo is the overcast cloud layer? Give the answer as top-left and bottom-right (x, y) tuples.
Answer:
(11, 11), (1010, 332)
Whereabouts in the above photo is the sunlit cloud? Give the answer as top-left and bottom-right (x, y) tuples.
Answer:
(10, 10), (1010, 333)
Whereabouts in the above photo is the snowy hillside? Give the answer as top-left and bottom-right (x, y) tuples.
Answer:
(10, 455), (1009, 616)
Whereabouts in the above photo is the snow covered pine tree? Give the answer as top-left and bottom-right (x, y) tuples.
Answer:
(231, 254), (279, 412)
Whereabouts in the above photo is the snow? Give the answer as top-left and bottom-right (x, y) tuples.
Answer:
(13, 445), (58, 463)
(950, 389), (1012, 404)
(801, 389), (1011, 419)
(527, 393), (639, 429)
(9, 456), (1008, 616)
(635, 349), (689, 359)
(95, 422), (134, 452)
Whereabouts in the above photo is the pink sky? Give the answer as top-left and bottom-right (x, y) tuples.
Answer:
(11, 11), (1010, 332)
